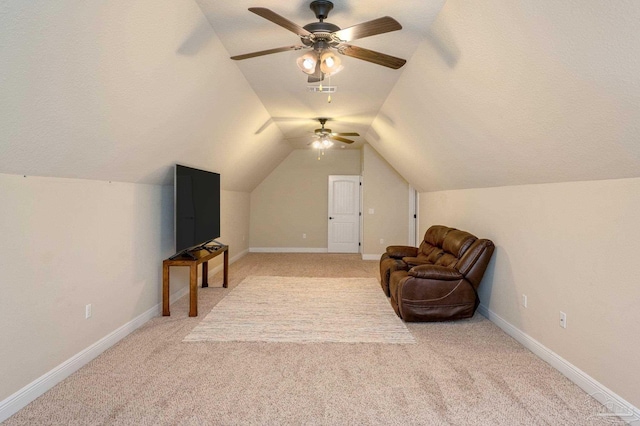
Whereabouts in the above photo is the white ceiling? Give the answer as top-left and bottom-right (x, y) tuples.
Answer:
(2, 0), (640, 193)
(194, 0), (446, 149)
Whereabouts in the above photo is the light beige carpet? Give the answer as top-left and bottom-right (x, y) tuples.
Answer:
(184, 276), (416, 344)
(3, 254), (617, 425)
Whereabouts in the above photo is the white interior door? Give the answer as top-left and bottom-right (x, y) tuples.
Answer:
(328, 175), (360, 253)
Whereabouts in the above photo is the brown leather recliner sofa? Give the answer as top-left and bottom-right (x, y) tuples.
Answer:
(380, 225), (495, 322)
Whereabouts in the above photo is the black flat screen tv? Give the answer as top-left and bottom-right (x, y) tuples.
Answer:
(174, 164), (221, 254)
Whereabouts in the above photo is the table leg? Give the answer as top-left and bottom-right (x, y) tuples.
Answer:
(162, 263), (170, 316)
(223, 248), (228, 288)
(202, 261), (209, 288)
(189, 264), (198, 317)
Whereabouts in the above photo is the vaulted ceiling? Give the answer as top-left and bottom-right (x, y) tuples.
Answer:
(1, 1), (639, 193)
(194, 0), (445, 148)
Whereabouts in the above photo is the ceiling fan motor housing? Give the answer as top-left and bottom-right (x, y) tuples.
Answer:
(303, 21), (340, 34)
(302, 5), (340, 48)
(316, 118), (331, 134)
(310, 1), (334, 21)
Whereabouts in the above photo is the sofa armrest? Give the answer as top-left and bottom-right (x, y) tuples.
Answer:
(409, 264), (463, 281)
(402, 257), (430, 267)
(386, 245), (418, 259)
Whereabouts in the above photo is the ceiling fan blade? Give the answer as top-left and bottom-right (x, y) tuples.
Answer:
(332, 17), (402, 42)
(231, 45), (307, 60)
(337, 44), (406, 69)
(331, 136), (355, 144)
(249, 7), (311, 37)
(332, 132), (360, 137)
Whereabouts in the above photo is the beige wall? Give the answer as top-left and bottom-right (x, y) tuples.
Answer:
(221, 190), (250, 258)
(362, 144), (410, 258)
(0, 173), (250, 404)
(250, 149), (361, 250)
(419, 177), (640, 408)
(0, 174), (170, 401)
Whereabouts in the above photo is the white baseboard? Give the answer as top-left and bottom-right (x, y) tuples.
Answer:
(362, 254), (382, 261)
(250, 247), (328, 253)
(230, 248), (249, 263)
(0, 293), (171, 423)
(0, 250), (249, 423)
(478, 304), (640, 424)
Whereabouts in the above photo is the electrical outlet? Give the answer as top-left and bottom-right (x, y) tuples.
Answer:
(368, 208), (375, 214)
(559, 311), (567, 328)
(521, 294), (528, 308)
(303, 233), (307, 239)
(85, 304), (92, 319)
(379, 239), (384, 245)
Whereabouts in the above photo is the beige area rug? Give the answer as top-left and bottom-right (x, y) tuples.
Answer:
(183, 275), (416, 344)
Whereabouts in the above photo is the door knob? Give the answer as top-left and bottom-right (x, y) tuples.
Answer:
(329, 217), (334, 220)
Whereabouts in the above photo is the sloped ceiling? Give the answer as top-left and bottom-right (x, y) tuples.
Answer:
(1, 1), (639, 193)
(369, 0), (640, 192)
(0, 0), (291, 191)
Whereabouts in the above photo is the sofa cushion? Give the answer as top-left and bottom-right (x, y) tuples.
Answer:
(426, 248), (444, 263)
(385, 245), (418, 259)
(402, 256), (430, 267)
(434, 253), (458, 268)
(424, 225), (451, 247)
(442, 230), (477, 258)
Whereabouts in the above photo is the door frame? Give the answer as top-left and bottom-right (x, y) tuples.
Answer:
(409, 186), (419, 246)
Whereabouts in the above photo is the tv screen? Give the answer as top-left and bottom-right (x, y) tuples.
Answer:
(174, 164), (221, 254)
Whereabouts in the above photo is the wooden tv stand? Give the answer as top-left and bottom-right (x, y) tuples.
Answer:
(162, 245), (228, 317)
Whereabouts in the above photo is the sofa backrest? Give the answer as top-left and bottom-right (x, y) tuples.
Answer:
(424, 225), (450, 246)
(439, 229), (477, 267)
(413, 225), (495, 288)
(418, 226), (483, 268)
(456, 239), (495, 287)
(418, 225), (450, 259)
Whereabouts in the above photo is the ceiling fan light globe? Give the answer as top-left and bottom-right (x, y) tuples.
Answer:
(320, 50), (342, 75)
(312, 141), (322, 149)
(303, 58), (315, 70)
(296, 52), (318, 75)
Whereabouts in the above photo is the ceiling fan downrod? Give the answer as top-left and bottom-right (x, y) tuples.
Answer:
(309, 1), (334, 22)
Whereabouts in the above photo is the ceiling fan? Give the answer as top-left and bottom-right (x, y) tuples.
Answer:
(230, 0), (406, 82)
(311, 118), (360, 146)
